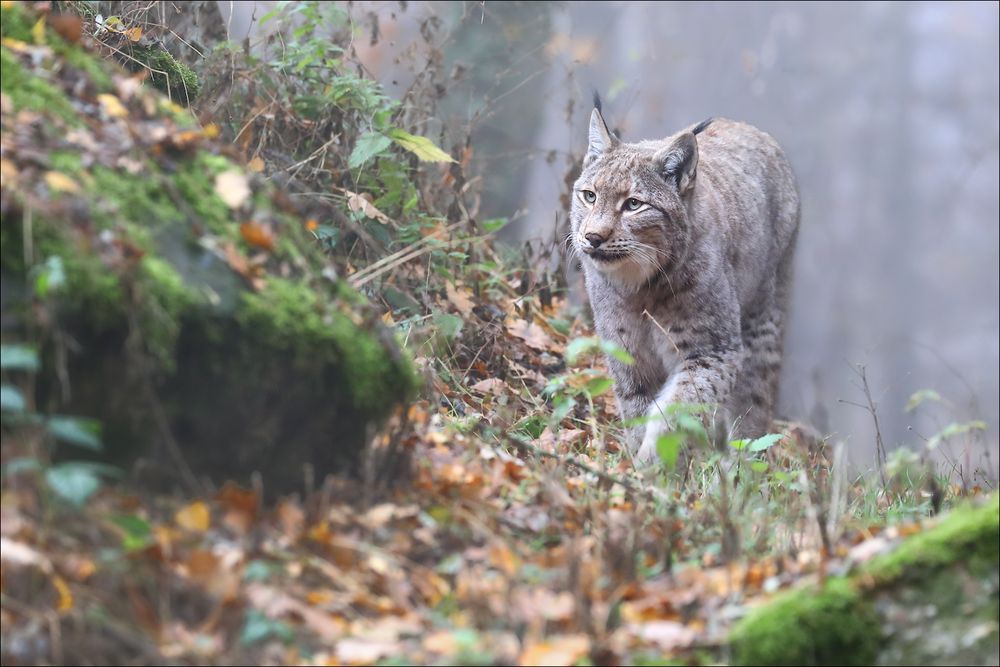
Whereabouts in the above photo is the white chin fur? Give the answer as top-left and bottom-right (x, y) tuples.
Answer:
(590, 256), (655, 285)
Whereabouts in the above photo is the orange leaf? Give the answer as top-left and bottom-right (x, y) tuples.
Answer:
(518, 635), (590, 666)
(247, 155), (265, 172)
(52, 575), (73, 613)
(240, 221), (276, 251)
(48, 15), (83, 44)
(124, 26), (142, 42)
(175, 500), (211, 532)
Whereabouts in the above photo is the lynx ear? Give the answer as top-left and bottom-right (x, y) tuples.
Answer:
(586, 107), (616, 164)
(655, 132), (699, 195)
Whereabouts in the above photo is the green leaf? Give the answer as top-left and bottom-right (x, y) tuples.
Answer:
(565, 337), (599, 365)
(110, 514), (153, 551)
(388, 128), (455, 163)
(750, 460), (769, 473)
(729, 439), (749, 451)
(584, 376), (614, 397)
(1, 385), (25, 413)
(655, 432), (684, 470)
(348, 132), (392, 169)
(33, 256), (66, 298)
(905, 389), (942, 412)
(550, 396), (576, 424)
(599, 340), (635, 365)
(432, 311), (463, 341)
(2, 457), (42, 478)
(482, 218), (509, 233)
(46, 463), (101, 507)
(748, 433), (784, 453)
(1, 345), (40, 372)
(927, 420), (988, 449)
(241, 609), (295, 646)
(47, 416), (103, 451)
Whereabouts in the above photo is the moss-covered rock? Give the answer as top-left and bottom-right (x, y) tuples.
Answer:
(729, 494), (1000, 666)
(0, 2), (418, 492)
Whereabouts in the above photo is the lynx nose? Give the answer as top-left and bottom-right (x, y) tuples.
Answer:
(585, 232), (607, 249)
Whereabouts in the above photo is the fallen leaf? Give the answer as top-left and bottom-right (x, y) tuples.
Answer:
(247, 155), (265, 172)
(52, 575), (73, 613)
(124, 26), (142, 42)
(335, 638), (400, 664)
(518, 635), (590, 666)
(634, 620), (696, 651)
(507, 319), (555, 351)
(470, 378), (507, 396)
(31, 17), (45, 45)
(344, 188), (392, 224)
(201, 123), (220, 139)
(240, 221), (276, 251)
(445, 282), (475, 316)
(44, 171), (80, 194)
(47, 14), (82, 43)
(214, 170), (250, 209)
(175, 501), (210, 532)
(97, 93), (128, 119)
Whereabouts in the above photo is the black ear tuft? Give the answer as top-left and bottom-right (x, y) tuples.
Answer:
(593, 90), (603, 114)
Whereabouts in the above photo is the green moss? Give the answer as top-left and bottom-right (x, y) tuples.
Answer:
(730, 577), (879, 666)
(0, 2), (34, 41)
(89, 165), (182, 228)
(864, 493), (1000, 584)
(127, 44), (200, 104)
(0, 47), (81, 125)
(49, 150), (83, 174)
(136, 256), (198, 369)
(238, 278), (417, 411)
(173, 153), (235, 234)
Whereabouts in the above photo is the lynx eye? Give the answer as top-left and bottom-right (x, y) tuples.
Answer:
(624, 197), (644, 211)
(580, 190), (597, 204)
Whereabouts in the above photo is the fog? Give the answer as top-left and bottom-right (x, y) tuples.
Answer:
(226, 1), (1000, 475)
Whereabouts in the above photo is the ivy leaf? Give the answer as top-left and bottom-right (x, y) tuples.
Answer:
(1, 345), (40, 372)
(388, 128), (455, 163)
(47, 416), (103, 451)
(348, 132), (392, 169)
(1, 385), (25, 413)
(46, 463), (102, 506)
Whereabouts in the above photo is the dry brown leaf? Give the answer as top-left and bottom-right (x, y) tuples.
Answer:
(470, 378), (508, 396)
(445, 282), (476, 316)
(247, 155), (265, 172)
(175, 501), (210, 532)
(214, 170), (250, 209)
(518, 635), (590, 667)
(344, 189), (391, 224)
(507, 319), (555, 351)
(47, 14), (82, 43)
(124, 26), (143, 42)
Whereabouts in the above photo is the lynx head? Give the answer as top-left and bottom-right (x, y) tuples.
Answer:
(570, 103), (704, 287)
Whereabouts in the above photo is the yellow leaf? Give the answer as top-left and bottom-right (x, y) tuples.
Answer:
(44, 171), (80, 194)
(214, 170), (251, 209)
(124, 26), (142, 42)
(201, 123), (221, 139)
(31, 17), (45, 46)
(97, 93), (128, 119)
(387, 128), (455, 163)
(247, 156), (265, 172)
(0, 38), (30, 53)
(175, 500), (211, 532)
(52, 575), (73, 613)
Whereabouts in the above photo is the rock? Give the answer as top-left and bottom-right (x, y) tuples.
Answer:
(0, 3), (418, 493)
(729, 493), (1000, 666)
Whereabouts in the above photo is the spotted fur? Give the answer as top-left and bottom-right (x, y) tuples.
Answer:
(570, 107), (800, 465)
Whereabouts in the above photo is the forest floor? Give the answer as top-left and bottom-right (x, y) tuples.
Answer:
(1, 3), (996, 665)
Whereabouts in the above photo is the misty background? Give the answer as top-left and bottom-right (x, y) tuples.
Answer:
(218, 1), (999, 474)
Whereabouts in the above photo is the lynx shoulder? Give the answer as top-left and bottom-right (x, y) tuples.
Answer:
(569, 104), (800, 465)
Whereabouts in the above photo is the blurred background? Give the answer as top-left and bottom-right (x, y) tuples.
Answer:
(220, 0), (999, 472)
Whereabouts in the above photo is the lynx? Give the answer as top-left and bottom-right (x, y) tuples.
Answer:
(570, 101), (800, 465)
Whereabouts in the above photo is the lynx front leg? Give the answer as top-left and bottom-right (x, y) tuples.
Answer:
(635, 348), (742, 465)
